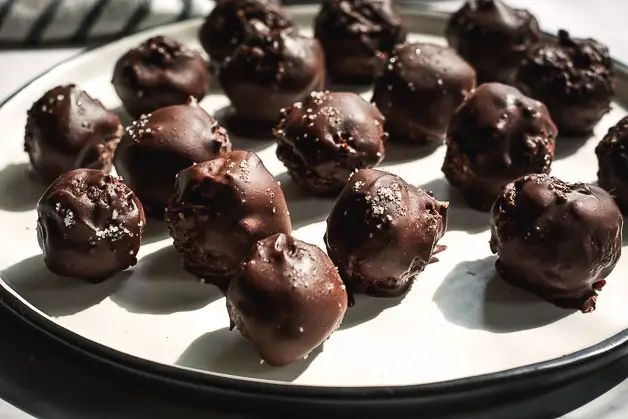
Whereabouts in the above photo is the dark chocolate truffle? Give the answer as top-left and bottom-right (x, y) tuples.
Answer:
(114, 98), (231, 217)
(442, 83), (557, 212)
(199, 0), (294, 63)
(219, 26), (325, 137)
(165, 150), (292, 291)
(371, 43), (476, 145)
(446, 0), (540, 84)
(36, 169), (145, 282)
(25, 85), (122, 184)
(516, 30), (616, 136)
(325, 168), (448, 298)
(112, 36), (210, 118)
(275, 91), (387, 196)
(314, 0), (407, 84)
(490, 174), (622, 312)
(228, 233), (348, 366)
(596, 116), (628, 213)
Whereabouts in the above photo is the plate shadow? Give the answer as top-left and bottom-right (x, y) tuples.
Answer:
(110, 106), (134, 128)
(0, 163), (47, 212)
(554, 135), (591, 159)
(325, 82), (373, 95)
(141, 217), (171, 244)
(277, 172), (336, 231)
(339, 293), (406, 330)
(214, 106), (276, 152)
(383, 140), (443, 164)
(433, 256), (576, 333)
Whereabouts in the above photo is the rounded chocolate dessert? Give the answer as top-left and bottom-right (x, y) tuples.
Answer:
(445, 0), (540, 84)
(25, 85), (122, 184)
(275, 91), (387, 196)
(371, 43), (476, 145)
(37, 169), (145, 282)
(166, 150), (292, 291)
(516, 30), (616, 136)
(228, 233), (348, 366)
(442, 83), (557, 212)
(490, 173), (623, 313)
(114, 98), (231, 217)
(199, 0), (294, 63)
(112, 36), (210, 118)
(596, 116), (628, 213)
(325, 168), (448, 299)
(314, 0), (407, 84)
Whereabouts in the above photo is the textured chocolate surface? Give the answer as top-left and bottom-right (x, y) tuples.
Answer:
(516, 30), (616, 136)
(442, 83), (557, 212)
(325, 168), (448, 298)
(275, 91), (387, 196)
(446, 0), (540, 84)
(113, 98), (231, 217)
(36, 169), (145, 282)
(371, 43), (476, 145)
(112, 36), (210, 118)
(596, 116), (628, 213)
(228, 233), (347, 366)
(165, 150), (291, 291)
(314, 0), (407, 84)
(490, 174), (623, 312)
(25, 85), (122, 185)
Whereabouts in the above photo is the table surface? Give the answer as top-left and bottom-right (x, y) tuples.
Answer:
(1, 1), (628, 418)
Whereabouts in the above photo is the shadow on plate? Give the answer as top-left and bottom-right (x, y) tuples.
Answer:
(554, 134), (591, 159)
(141, 217), (171, 244)
(433, 256), (576, 333)
(111, 106), (134, 128)
(383, 140), (443, 164)
(276, 172), (336, 230)
(0, 163), (47, 212)
(110, 245), (222, 315)
(339, 293), (406, 330)
(325, 82), (373, 96)
(0, 254), (127, 317)
(214, 106), (277, 152)
(176, 327), (319, 382)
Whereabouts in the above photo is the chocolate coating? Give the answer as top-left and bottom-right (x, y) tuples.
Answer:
(516, 30), (616, 136)
(371, 43), (476, 145)
(112, 36), (210, 118)
(275, 91), (387, 196)
(113, 98), (231, 217)
(25, 85), (122, 184)
(596, 116), (628, 213)
(325, 168), (448, 298)
(490, 174), (622, 312)
(199, 0), (294, 63)
(165, 150), (292, 291)
(314, 0), (407, 84)
(36, 169), (145, 282)
(446, 0), (540, 84)
(228, 233), (348, 366)
(442, 83), (557, 212)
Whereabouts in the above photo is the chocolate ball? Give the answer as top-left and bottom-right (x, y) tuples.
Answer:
(165, 150), (292, 291)
(490, 174), (622, 312)
(596, 116), (628, 213)
(112, 36), (210, 118)
(228, 233), (348, 366)
(516, 30), (616, 136)
(442, 83), (557, 212)
(25, 85), (122, 184)
(314, 0), (407, 84)
(325, 168), (448, 299)
(275, 91), (387, 196)
(36, 169), (145, 282)
(199, 0), (294, 63)
(371, 43), (476, 145)
(114, 98), (231, 217)
(219, 26), (325, 137)
(446, 0), (541, 84)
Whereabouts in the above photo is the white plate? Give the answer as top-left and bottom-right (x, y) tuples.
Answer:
(1, 5), (628, 392)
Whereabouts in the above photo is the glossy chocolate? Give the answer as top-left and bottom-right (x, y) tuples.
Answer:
(371, 43), (476, 145)
(25, 85), (122, 184)
(165, 150), (291, 291)
(442, 83), (557, 211)
(490, 174), (622, 312)
(113, 98), (231, 217)
(112, 36), (210, 118)
(228, 233), (348, 366)
(446, 0), (540, 84)
(596, 116), (628, 213)
(325, 168), (448, 298)
(516, 30), (616, 136)
(314, 0), (407, 84)
(275, 91), (387, 196)
(36, 169), (145, 282)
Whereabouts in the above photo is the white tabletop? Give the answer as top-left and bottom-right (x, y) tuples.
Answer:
(1, 1), (627, 417)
